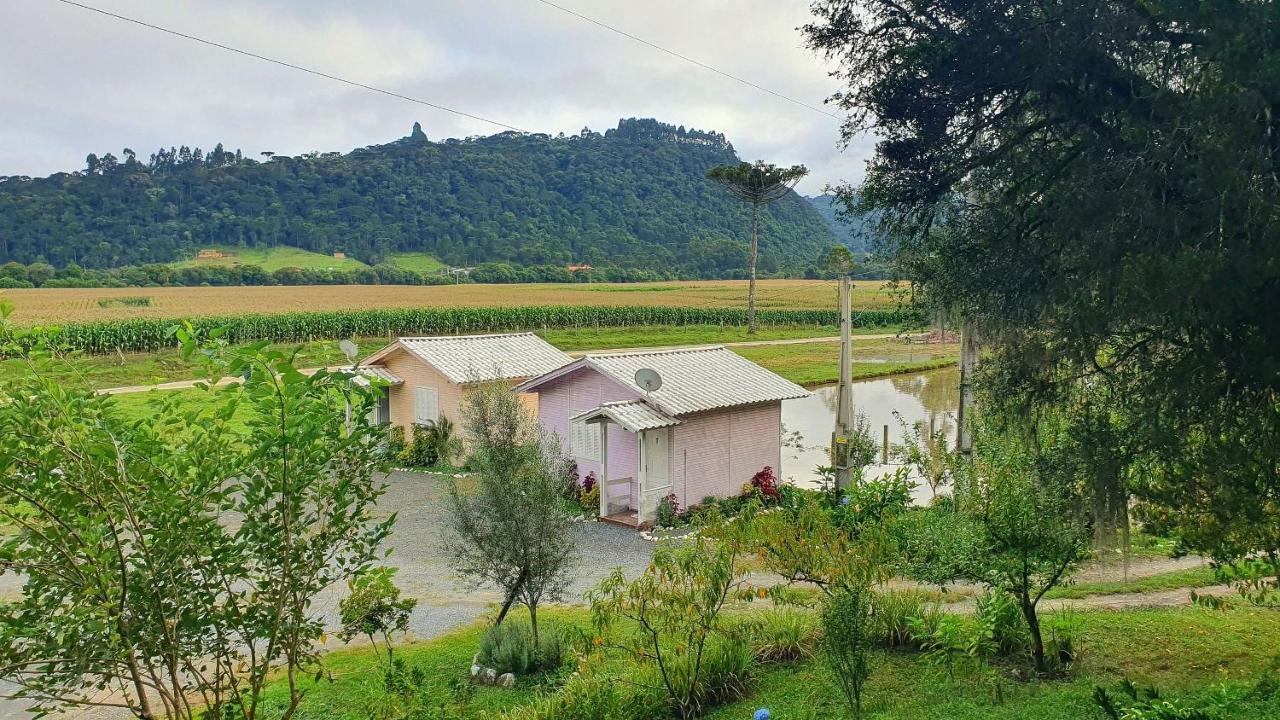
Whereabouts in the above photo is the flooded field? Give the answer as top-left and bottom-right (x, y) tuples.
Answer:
(780, 366), (959, 501)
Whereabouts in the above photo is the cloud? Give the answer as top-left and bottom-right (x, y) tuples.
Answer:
(0, 0), (872, 192)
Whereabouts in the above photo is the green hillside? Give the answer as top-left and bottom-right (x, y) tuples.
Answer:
(0, 118), (837, 277)
(387, 252), (445, 274)
(172, 245), (369, 272)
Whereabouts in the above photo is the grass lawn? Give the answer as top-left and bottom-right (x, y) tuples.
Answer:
(386, 252), (446, 274)
(735, 338), (959, 386)
(3, 326), (934, 391)
(261, 606), (1280, 720)
(1044, 566), (1221, 600)
(105, 386), (255, 432)
(172, 245), (369, 272)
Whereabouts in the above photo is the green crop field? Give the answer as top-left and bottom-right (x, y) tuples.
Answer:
(386, 252), (445, 273)
(172, 245), (369, 272)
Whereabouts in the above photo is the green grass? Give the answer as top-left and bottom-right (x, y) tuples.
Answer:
(1044, 566), (1221, 600)
(259, 606), (1280, 720)
(172, 245), (369, 272)
(735, 339), (959, 386)
(386, 252), (445, 274)
(105, 386), (254, 432)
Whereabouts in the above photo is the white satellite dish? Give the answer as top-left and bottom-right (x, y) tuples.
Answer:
(339, 339), (359, 363)
(634, 368), (663, 393)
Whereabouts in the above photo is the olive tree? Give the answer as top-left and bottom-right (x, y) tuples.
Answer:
(443, 382), (576, 645)
(0, 311), (392, 719)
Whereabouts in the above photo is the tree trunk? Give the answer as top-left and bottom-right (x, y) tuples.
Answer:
(1020, 595), (1047, 673)
(748, 203), (759, 335)
(494, 566), (528, 628)
(529, 603), (539, 647)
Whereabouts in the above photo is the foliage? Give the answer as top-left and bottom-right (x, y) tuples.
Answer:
(0, 119), (834, 278)
(805, 0), (1280, 606)
(869, 589), (941, 650)
(741, 609), (820, 664)
(742, 466), (782, 504)
(821, 584), (874, 717)
(8, 304), (921, 355)
(0, 309), (392, 720)
(588, 535), (755, 719)
(974, 590), (1029, 657)
(444, 383), (576, 645)
(338, 567), (418, 674)
(656, 492), (681, 528)
(579, 484), (600, 518)
(477, 622), (564, 677)
(402, 418), (462, 469)
(1093, 679), (1248, 720)
(891, 411), (956, 499)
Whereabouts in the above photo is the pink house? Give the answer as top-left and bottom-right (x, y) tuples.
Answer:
(516, 345), (808, 527)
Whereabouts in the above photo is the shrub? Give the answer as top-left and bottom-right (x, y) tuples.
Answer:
(975, 590), (1029, 656)
(822, 585), (874, 718)
(912, 613), (972, 681)
(745, 609), (819, 663)
(478, 622), (564, 677)
(871, 588), (940, 649)
(491, 672), (663, 720)
(742, 466), (781, 504)
(385, 424), (407, 459)
(582, 471), (597, 494)
(656, 493), (681, 528)
(580, 485), (600, 517)
(564, 461), (581, 502)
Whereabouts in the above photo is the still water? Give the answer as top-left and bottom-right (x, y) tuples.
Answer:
(780, 366), (960, 501)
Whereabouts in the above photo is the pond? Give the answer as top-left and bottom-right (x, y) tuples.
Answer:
(780, 366), (959, 502)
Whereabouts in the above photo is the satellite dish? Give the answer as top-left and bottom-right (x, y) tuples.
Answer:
(635, 368), (663, 393)
(339, 339), (359, 363)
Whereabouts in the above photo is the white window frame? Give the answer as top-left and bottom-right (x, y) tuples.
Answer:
(570, 416), (601, 462)
(414, 387), (439, 425)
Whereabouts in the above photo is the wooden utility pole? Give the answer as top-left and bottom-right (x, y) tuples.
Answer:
(831, 273), (854, 490)
(956, 320), (979, 456)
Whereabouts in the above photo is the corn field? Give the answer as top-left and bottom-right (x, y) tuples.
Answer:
(19, 306), (925, 355)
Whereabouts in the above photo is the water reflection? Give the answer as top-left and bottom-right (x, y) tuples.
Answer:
(780, 366), (960, 502)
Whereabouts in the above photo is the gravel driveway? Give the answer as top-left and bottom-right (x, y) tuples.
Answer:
(0, 470), (656, 720)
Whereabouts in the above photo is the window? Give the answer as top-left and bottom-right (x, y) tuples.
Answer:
(414, 387), (439, 425)
(571, 417), (601, 462)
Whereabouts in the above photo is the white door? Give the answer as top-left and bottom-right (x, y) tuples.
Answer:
(643, 428), (671, 492)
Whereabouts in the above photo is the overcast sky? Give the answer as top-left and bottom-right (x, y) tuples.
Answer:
(1, 0), (873, 194)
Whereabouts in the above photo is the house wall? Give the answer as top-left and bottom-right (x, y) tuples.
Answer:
(536, 367), (640, 507)
(668, 402), (782, 510)
(377, 348), (464, 433)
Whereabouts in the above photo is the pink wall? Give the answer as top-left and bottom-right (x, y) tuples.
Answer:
(669, 402), (782, 509)
(536, 366), (640, 503)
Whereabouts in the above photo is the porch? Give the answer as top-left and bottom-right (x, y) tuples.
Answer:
(574, 400), (680, 528)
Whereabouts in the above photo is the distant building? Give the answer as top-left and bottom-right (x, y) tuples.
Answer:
(196, 249), (228, 260)
(517, 346), (808, 527)
(567, 263), (594, 272)
(333, 251), (346, 260)
(358, 333), (572, 436)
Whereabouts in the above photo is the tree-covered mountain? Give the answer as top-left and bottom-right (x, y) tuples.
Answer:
(0, 118), (837, 275)
(806, 194), (878, 255)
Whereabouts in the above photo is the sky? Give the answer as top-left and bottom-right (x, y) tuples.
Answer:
(0, 0), (875, 194)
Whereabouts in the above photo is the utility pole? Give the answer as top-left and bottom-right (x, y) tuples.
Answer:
(956, 320), (979, 456)
(831, 273), (854, 490)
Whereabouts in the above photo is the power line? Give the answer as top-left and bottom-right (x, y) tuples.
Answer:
(48, 0), (528, 133)
(531, 0), (841, 121)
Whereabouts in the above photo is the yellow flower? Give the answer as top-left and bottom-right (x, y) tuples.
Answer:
(593, 636), (604, 646)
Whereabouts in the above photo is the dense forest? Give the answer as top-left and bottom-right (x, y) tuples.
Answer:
(0, 118), (839, 275)
(806, 194), (877, 255)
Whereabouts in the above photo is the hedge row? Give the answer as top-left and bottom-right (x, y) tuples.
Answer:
(26, 305), (925, 355)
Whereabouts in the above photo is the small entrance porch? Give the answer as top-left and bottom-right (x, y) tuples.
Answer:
(573, 400), (680, 528)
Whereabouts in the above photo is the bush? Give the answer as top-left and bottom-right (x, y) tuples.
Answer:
(656, 493), (681, 528)
(564, 461), (581, 502)
(822, 585), (874, 718)
(579, 485), (600, 517)
(744, 609), (819, 663)
(742, 466), (781, 504)
(401, 418), (461, 468)
(385, 425), (407, 459)
(477, 622), (564, 677)
(682, 636), (754, 708)
(975, 590), (1029, 656)
(871, 588), (941, 649)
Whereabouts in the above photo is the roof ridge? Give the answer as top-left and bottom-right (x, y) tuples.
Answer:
(585, 344), (727, 359)
(398, 331), (537, 341)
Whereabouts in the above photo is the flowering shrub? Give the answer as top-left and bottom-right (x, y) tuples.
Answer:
(742, 466), (781, 504)
(580, 485), (600, 517)
(582, 471), (597, 494)
(656, 493), (681, 528)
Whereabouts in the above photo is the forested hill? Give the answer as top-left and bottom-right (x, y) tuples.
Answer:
(0, 118), (837, 274)
(806, 194), (877, 255)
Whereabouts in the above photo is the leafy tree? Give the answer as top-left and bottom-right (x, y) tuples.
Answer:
(821, 245), (856, 277)
(822, 585), (873, 718)
(0, 309), (392, 719)
(338, 567), (418, 671)
(706, 161), (809, 332)
(443, 382), (576, 645)
(588, 536), (754, 720)
(804, 0), (1280, 585)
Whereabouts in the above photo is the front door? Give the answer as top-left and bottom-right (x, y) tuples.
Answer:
(642, 428), (671, 495)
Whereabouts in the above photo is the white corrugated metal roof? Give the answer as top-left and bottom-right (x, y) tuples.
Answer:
(572, 400), (681, 433)
(354, 366), (403, 385)
(578, 345), (808, 416)
(364, 333), (572, 384)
